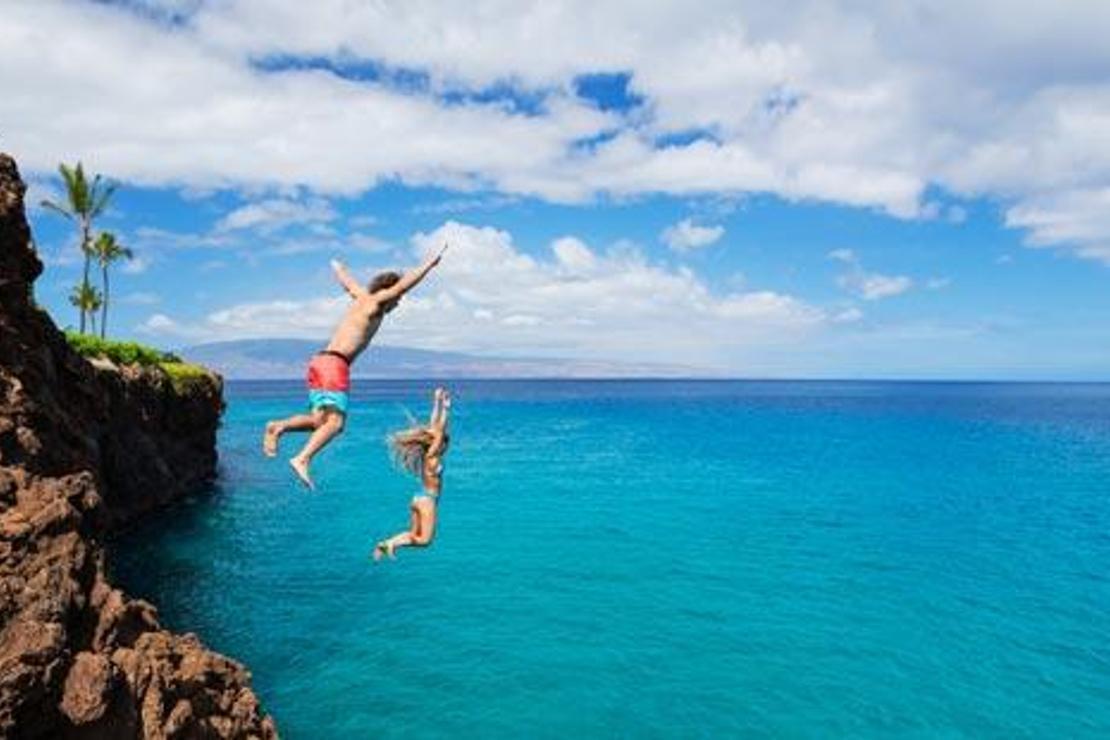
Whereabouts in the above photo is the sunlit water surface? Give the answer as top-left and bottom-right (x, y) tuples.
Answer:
(112, 380), (1110, 737)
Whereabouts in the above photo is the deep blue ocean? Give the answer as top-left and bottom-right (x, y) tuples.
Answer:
(111, 380), (1110, 737)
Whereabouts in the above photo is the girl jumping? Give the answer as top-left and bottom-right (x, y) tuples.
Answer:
(373, 387), (451, 560)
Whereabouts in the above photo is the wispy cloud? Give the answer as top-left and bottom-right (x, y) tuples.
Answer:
(120, 291), (161, 305)
(411, 195), (519, 215)
(850, 274), (913, 301)
(1005, 188), (1110, 265)
(264, 231), (390, 256)
(347, 214), (378, 228)
(121, 254), (151, 274)
(215, 197), (338, 234)
(24, 178), (64, 216)
(127, 207), (387, 260)
(829, 249), (913, 301)
(660, 218), (725, 251)
(132, 226), (238, 250)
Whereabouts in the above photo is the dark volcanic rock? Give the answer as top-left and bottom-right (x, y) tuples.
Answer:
(0, 153), (276, 738)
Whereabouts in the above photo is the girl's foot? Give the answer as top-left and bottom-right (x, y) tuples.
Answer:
(372, 541), (397, 561)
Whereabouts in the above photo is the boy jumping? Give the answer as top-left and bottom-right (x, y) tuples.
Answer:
(263, 246), (447, 488)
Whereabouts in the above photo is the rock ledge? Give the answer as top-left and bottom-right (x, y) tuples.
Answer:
(0, 153), (276, 738)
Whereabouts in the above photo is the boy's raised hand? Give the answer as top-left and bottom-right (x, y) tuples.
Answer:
(432, 242), (449, 265)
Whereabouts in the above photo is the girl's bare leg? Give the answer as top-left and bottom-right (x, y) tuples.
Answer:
(374, 506), (418, 560)
(413, 499), (437, 546)
(263, 412), (320, 457)
(373, 532), (412, 561)
(374, 501), (437, 561)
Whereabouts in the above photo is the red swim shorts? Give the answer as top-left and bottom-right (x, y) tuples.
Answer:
(306, 352), (351, 392)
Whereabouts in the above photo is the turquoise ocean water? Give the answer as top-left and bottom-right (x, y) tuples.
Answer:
(111, 380), (1110, 737)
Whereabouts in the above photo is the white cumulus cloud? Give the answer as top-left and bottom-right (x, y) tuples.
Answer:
(142, 220), (827, 365)
(5, 1), (1110, 260)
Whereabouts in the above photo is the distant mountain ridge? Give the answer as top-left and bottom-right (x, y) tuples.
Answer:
(180, 339), (711, 379)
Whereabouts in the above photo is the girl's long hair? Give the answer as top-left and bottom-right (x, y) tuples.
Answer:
(388, 426), (448, 476)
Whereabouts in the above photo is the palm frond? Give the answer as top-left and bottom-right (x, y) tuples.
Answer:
(90, 180), (117, 218)
(92, 232), (133, 264)
(72, 164), (90, 215)
(58, 163), (75, 192)
(39, 200), (74, 220)
(68, 282), (102, 311)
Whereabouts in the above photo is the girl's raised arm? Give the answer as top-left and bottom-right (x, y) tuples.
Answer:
(427, 388), (441, 427)
(430, 387), (450, 430)
(427, 389), (451, 457)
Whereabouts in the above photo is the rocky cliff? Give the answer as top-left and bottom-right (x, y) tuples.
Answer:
(0, 153), (276, 738)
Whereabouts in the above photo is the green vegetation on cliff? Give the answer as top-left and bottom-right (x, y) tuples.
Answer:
(66, 332), (172, 366)
(65, 332), (214, 393)
(160, 361), (215, 394)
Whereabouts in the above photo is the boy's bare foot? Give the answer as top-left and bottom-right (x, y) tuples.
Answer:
(289, 457), (314, 490)
(263, 422), (280, 457)
(372, 542), (387, 562)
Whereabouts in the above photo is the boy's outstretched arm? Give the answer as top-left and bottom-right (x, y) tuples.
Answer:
(331, 259), (369, 300)
(373, 244), (448, 303)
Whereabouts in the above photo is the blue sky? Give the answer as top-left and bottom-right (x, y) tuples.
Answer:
(6, 1), (1110, 378)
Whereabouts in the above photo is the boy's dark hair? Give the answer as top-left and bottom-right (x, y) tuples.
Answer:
(368, 270), (402, 294)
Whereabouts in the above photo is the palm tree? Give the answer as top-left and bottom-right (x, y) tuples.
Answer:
(41, 163), (117, 333)
(69, 283), (103, 336)
(91, 232), (133, 339)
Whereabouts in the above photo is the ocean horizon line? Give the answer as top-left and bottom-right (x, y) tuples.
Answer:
(222, 376), (1110, 385)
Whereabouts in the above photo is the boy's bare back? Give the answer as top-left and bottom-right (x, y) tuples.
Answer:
(325, 299), (383, 362)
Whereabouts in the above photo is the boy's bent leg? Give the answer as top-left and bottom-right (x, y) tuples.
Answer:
(289, 408), (346, 489)
(263, 412), (322, 457)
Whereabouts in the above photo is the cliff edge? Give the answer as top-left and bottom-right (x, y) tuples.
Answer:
(0, 153), (276, 738)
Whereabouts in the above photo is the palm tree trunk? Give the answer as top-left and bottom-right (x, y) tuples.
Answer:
(79, 220), (91, 334)
(77, 278), (86, 333)
(101, 265), (109, 339)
